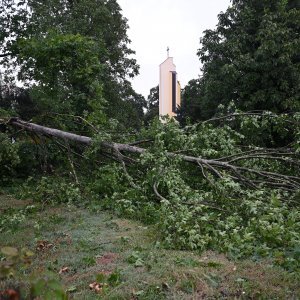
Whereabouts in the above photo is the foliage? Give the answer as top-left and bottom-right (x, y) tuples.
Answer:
(0, 246), (33, 279)
(20, 176), (82, 204)
(0, 133), (20, 183)
(86, 115), (300, 271)
(105, 84), (146, 131)
(0, 0), (144, 128)
(0, 127), (78, 182)
(181, 0), (300, 122)
(0, 86), (38, 120)
(30, 274), (68, 300)
(17, 31), (105, 116)
(0, 204), (37, 233)
(0, 244), (67, 299)
(177, 79), (203, 125)
(145, 85), (159, 125)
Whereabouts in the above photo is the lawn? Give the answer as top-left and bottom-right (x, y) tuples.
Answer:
(0, 192), (299, 299)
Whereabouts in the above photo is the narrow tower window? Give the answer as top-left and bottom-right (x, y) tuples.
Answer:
(172, 72), (176, 113)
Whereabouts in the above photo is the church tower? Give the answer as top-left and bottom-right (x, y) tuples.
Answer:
(159, 53), (181, 119)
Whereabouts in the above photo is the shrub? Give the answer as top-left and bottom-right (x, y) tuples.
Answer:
(21, 176), (82, 204)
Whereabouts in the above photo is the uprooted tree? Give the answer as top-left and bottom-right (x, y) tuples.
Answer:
(1, 112), (300, 270)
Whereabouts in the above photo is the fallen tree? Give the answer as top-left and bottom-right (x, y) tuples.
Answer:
(1, 115), (300, 270)
(2, 116), (300, 192)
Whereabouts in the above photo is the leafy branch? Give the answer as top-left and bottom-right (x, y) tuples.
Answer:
(4, 116), (300, 192)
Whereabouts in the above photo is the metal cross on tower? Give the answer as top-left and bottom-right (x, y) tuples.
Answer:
(167, 46), (170, 57)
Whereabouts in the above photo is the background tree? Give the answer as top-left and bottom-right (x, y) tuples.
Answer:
(177, 79), (204, 125)
(144, 85), (159, 125)
(109, 84), (146, 131)
(182, 0), (300, 122)
(0, 0), (142, 128)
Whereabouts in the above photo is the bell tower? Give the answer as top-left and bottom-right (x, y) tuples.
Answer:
(159, 50), (181, 119)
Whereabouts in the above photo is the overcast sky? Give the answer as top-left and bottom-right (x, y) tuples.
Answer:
(118, 0), (231, 98)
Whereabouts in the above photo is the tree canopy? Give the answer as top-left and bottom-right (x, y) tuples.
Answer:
(144, 85), (159, 125)
(0, 0), (145, 127)
(180, 0), (300, 123)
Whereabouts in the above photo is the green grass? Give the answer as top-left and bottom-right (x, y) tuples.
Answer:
(0, 192), (299, 299)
